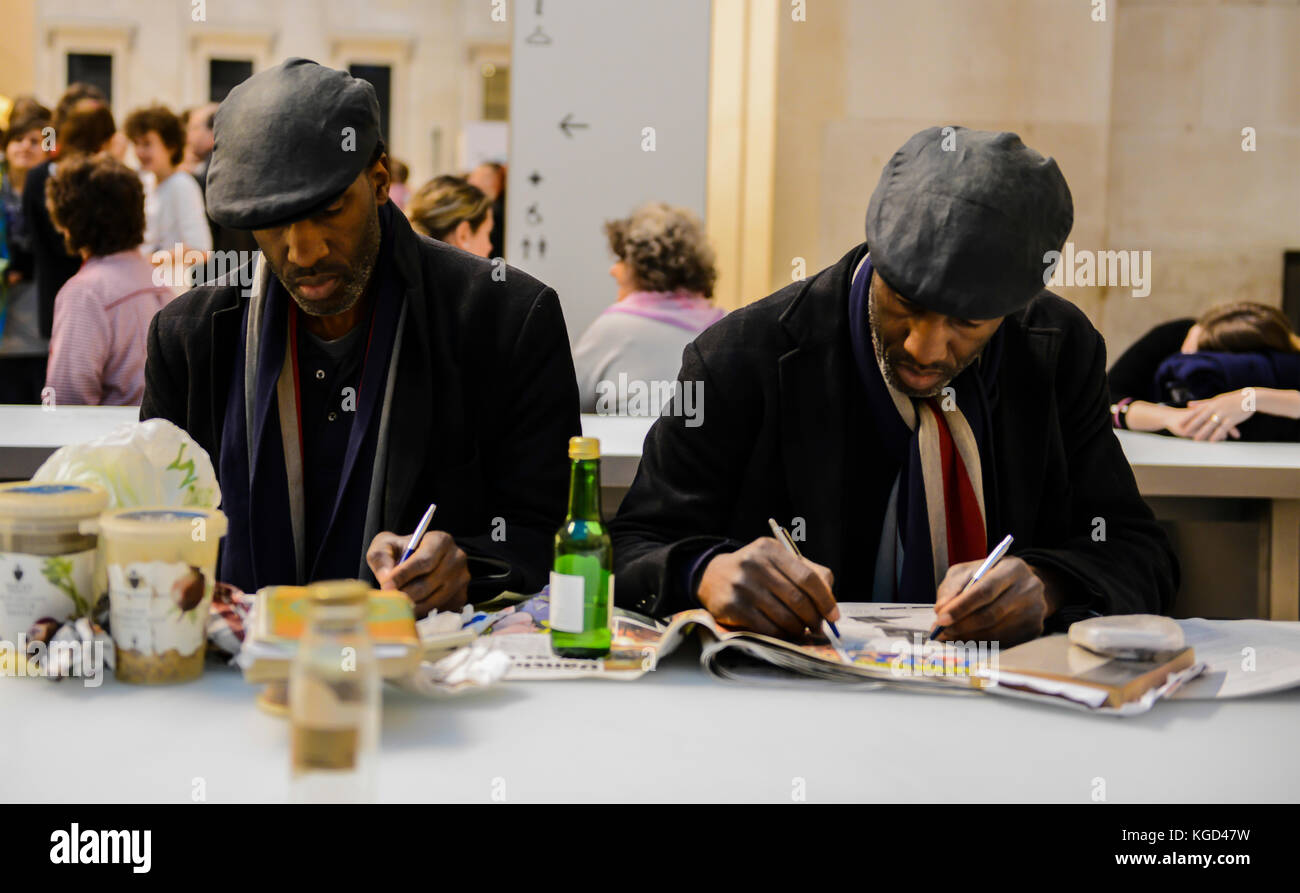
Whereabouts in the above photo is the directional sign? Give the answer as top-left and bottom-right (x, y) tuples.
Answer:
(507, 0), (712, 346)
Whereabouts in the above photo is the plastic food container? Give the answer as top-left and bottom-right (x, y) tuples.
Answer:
(0, 482), (109, 642)
(89, 507), (228, 684)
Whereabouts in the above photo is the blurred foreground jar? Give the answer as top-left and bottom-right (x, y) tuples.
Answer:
(290, 579), (380, 803)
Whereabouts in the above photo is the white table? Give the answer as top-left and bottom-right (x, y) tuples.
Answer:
(0, 405), (138, 479)
(2, 643), (1297, 803)
(1116, 431), (1300, 622)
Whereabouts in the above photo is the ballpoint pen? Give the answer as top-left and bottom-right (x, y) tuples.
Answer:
(398, 503), (438, 566)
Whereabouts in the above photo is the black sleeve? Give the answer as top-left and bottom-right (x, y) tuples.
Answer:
(1020, 326), (1180, 616)
(1106, 318), (1194, 403)
(610, 338), (755, 617)
(140, 311), (188, 427)
(453, 285), (581, 600)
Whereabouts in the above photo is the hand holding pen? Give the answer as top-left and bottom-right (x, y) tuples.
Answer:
(692, 518), (840, 641)
(929, 534), (1062, 645)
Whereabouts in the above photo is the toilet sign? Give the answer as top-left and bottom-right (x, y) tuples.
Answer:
(507, 0), (712, 345)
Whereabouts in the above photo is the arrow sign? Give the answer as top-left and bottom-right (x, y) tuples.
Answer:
(559, 113), (589, 138)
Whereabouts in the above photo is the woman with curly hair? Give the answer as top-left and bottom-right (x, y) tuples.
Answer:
(572, 202), (724, 413)
(44, 154), (173, 405)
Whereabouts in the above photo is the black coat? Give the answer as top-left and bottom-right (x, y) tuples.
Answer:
(611, 243), (1179, 620)
(141, 208), (581, 600)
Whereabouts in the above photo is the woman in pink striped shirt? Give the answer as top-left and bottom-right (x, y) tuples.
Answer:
(44, 154), (172, 406)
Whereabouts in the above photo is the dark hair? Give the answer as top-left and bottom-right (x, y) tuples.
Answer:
(53, 83), (106, 130)
(1196, 302), (1299, 354)
(57, 104), (116, 157)
(46, 154), (145, 256)
(3, 99), (52, 148)
(124, 104), (185, 166)
(604, 202), (717, 298)
(408, 175), (492, 240)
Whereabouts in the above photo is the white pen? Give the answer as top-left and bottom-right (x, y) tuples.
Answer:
(930, 533), (1015, 641)
(398, 503), (438, 566)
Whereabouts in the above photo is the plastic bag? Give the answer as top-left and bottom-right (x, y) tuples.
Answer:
(32, 418), (221, 510)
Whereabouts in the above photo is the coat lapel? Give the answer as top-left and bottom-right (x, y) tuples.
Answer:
(775, 245), (866, 576)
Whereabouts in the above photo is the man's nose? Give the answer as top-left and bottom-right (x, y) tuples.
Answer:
(902, 317), (950, 368)
(284, 223), (329, 270)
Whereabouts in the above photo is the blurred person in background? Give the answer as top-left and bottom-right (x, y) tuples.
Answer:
(572, 202), (724, 413)
(44, 154), (172, 406)
(0, 99), (53, 402)
(467, 161), (506, 260)
(388, 157), (411, 212)
(125, 104), (211, 288)
(22, 91), (117, 342)
(1108, 301), (1300, 442)
(407, 175), (494, 257)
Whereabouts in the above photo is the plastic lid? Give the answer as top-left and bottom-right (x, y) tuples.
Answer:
(569, 436), (600, 460)
(0, 481), (109, 521)
(96, 506), (228, 541)
(306, 579), (370, 606)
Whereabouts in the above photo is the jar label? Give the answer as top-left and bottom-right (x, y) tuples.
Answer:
(0, 549), (97, 641)
(549, 572), (586, 633)
(108, 561), (211, 657)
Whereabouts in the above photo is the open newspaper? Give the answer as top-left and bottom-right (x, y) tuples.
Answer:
(445, 594), (989, 692)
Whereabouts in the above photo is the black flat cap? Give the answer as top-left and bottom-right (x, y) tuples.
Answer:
(865, 126), (1073, 319)
(206, 58), (381, 230)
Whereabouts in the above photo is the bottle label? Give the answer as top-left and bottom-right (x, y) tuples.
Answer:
(0, 549), (97, 641)
(549, 572), (586, 633)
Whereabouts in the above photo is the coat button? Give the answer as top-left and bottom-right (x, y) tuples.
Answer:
(328, 411), (338, 422)
(315, 369), (325, 380)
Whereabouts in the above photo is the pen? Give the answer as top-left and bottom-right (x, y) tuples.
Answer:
(930, 533), (1015, 641)
(398, 503), (438, 567)
(767, 517), (841, 639)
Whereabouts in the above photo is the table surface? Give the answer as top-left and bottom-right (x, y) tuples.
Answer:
(2, 640), (1297, 803)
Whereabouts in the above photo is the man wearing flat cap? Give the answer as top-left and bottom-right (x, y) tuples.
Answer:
(611, 126), (1177, 646)
(141, 58), (580, 613)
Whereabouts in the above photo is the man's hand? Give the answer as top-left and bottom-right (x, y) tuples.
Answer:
(366, 529), (470, 618)
(931, 555), (1064, 647)
(696, 537), (839, 639)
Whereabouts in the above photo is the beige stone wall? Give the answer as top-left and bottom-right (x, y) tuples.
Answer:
(0, 0), (37, 100)
(769, 0), (1299, 360)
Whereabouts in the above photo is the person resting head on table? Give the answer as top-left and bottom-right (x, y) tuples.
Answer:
(610, 126), (1179, 648)
(1108, 302), (1300, 442)
(140, 58), (580, 616)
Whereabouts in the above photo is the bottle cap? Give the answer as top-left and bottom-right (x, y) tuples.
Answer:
(306, 579), (370, 606)
(568, 436), (600, 460)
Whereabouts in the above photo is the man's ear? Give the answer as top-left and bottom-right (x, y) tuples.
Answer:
(452, 219), (473, 248)
(369, 153), (391, 205)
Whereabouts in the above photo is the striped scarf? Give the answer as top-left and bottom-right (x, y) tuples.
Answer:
(848, 256), (1002, 600)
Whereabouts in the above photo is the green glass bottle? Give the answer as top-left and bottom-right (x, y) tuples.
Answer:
(550, 436), (612, 658)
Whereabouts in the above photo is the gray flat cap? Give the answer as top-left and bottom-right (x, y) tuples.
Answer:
(865, 126), (1073, 319)
(206, 58), (381, 230)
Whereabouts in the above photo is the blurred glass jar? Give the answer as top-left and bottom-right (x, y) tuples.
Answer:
(289, 579), (380, 803)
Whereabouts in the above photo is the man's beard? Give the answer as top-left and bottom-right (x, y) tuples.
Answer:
(278, 204), (381, 319)
(867, 277), (977, 399)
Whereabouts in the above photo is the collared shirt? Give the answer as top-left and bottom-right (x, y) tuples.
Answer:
(297, 318), (368, 564)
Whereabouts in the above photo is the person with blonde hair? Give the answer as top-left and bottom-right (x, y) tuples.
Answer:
(407, 175), (494, 257)
(1108, 301), (1300, 441)
(572, 201), (724, 413)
